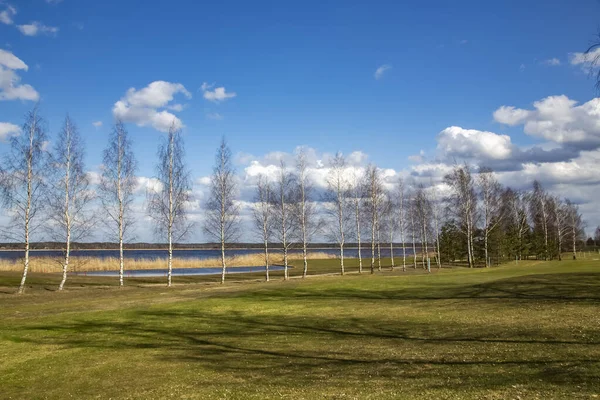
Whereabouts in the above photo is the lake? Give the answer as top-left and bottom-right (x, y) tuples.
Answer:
(0, 247), (418, 261)
(73, 265), (287, 277)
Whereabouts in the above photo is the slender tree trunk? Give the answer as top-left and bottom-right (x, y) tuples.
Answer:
(18, 138), (34, 295)
(389, 230), (395, 270)
(370, 216), (376, 274)
(167, 133), (174, 288)
(59, 148), (71, 291)
(355, 199), (362, 274)
(410, 212), (417, 269)
(484, 229), (489, 268)
(167, 230), (173, 287)
(263, 226), (269, 282)
(376, 217), (382, 271)
(220, 238), (226, 284)
(283, 245), (288, 280)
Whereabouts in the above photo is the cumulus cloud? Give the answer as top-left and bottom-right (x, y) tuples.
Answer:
(0, 4), (16, 25)
(17, 21), (59, 36)
(0, 49), (39, 101)
(437, 126), (515, 161)
(374, 64), (392, 80)
(0, 121), (19, 141)
(494, 95), (600, 149)
(201, 82), (236, 103)
(112, 81), (191, 132)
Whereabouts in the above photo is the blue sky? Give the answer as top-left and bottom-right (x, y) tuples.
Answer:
(1, 0), (600, 241)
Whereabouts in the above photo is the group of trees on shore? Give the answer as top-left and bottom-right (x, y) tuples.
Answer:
(0, 108), (588, 294)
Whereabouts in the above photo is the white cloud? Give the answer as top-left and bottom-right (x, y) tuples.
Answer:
(0, 48), (27, 70)
(136, 176), (163, 193)
(201, 82), (236, 103)
(493, 106), (531, 126)
(542, 58), (561, 66)
(374, 64), (392, 80)
(408, 149), (425, 163)
(17, 21), (59, 37)
(0, 4), (16, 25)
(92, 121), (102, 128)
(0, 49), (39, 101)
(0, 121), (19, 141)
(112, 81), (191, 132)
(569, 47), (600, 70)
(45, 0), (63, 4)
(437, 126), (515, 160)
(494, 95), (600, 147)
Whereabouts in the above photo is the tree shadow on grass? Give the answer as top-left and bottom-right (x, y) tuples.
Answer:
(17, 307), (600, 391)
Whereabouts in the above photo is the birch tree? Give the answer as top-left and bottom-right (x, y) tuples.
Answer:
(294, 147), (318, 278)
(394, 178), (408, 271)
(408, 190), (418, 269)
(204, 137), (240, 284)
(381, 194), (397, 269)
(47, 116), (96, 291)
(552, 196), (568, 261)
(529, 180), (551, 260)
(444, 164), (477, 268)
(0, 107), (49, 294)
(147, 123), (192, 287)
(253, 175), (273, 281)
(477, 167), (503, 267)
(414, 185), (431, 268)
(99, 120), (137, 287)
(272, 160), (296, 280)
(429, 178), (442, 268)
(324, 152), (351, 275)
(565, 200), (584, 260)
(350, 170), (364, 273)
(365, 165), (384, 273)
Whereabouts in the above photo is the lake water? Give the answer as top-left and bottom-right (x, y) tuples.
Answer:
(73, 265), (286, 277)
(0, 247), (418, 261)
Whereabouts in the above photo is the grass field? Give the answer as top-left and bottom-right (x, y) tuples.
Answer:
(0, 258), (599, 399)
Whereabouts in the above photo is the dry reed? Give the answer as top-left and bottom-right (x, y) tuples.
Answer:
(0, 251), (338, 273)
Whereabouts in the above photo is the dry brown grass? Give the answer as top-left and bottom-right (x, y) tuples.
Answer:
(0, 251), (338, 273)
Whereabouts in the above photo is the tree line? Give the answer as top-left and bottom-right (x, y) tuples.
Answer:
(0, 108), (588, 294)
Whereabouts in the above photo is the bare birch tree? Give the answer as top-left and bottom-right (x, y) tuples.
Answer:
(99, 120), (137, 287)
(552, 196), (568, 261)
(47, 116), (96, 290)
(350, 170), (364, 273)
(365, 165), (384, 274)
(272, 160), (296, 280)
(414, 184), (431, 269)
(529, 180), (551, 260)
(429, 178), (442, 268)
(477, 167), (503, 267)
(147, 123), (192, 287)
(324, 152), (351, 275)
(253, 175), (273, 281)
(444, 164), (477, 268)
(294, 147), (318, 278)
(408, 190), (418, 269)
(381, 194), (397, 269)
(565, 200), (584, 260)
(394, 178), (408, 271)
(0, 107), (49, 294)
(204, 137), (240, 284)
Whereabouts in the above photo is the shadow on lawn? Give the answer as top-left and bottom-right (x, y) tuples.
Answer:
(9, 271), (600, 391)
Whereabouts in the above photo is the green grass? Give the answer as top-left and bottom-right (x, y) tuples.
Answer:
(1, 259), (599, 399)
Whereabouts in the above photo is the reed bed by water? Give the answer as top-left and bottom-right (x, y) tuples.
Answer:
(0, 251), (338, 273)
